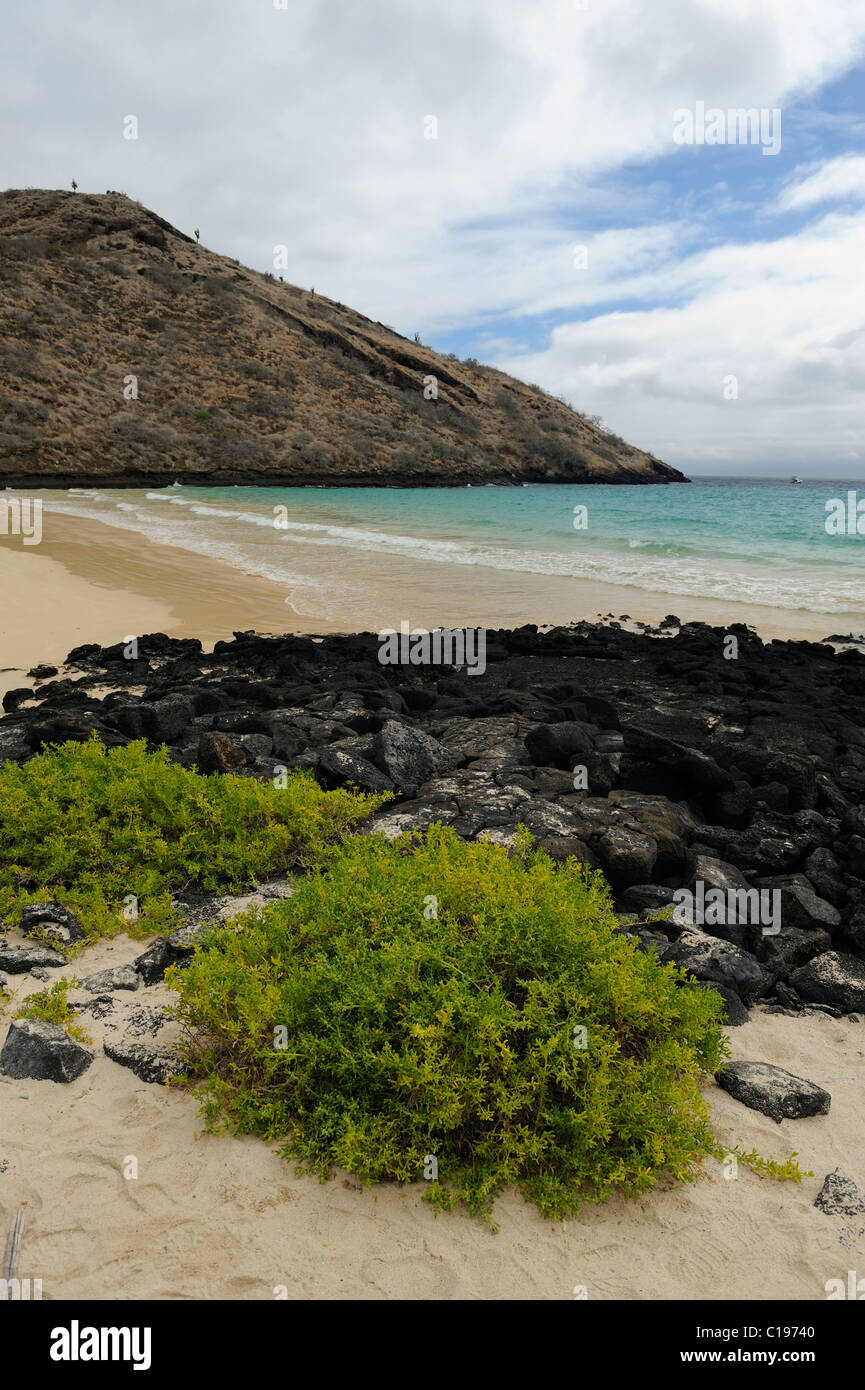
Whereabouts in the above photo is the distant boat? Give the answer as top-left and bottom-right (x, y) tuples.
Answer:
(791, 476), (804, 484)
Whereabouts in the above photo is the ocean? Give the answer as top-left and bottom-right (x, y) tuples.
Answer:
(40, 476), (865, 628)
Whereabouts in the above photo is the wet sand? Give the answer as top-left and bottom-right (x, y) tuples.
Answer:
(1, 510), (855, 700)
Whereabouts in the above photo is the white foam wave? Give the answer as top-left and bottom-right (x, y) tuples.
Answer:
(43, 494), (865, 618)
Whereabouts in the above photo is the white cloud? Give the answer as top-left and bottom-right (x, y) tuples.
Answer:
(494, 206), (865, 471)
(778, 154), (865, 209)
(3, 0), (865, 471)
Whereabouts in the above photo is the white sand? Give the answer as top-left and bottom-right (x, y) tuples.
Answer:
(2, 509), (857, 702)
(1, 932), (862, 1301)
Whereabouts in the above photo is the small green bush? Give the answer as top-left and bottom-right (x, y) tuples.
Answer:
(0, 739), (388, 942)
(15, 978), (91, 1044)
(174, 825), (731, 1226)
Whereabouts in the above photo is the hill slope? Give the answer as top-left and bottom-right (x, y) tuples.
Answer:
(0, 190), (687, 487)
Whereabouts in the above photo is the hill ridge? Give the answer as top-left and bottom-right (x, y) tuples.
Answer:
(0, 188), (688, 488)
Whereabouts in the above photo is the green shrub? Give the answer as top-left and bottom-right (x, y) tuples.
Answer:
(174, 825), (733, 1226)
(0, 739), (388, 943)
(14, 978), (91, 1044)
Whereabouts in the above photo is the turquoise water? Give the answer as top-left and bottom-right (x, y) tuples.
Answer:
(45, 477), (865, 620)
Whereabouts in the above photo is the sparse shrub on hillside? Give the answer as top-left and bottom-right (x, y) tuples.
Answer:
(0, 234), (49, 260)
(0, 428), (39, 455)
(1, 396), (49, 425)
(143, 264), (184, 294)
(227, 356), (286, 386)
(202, 277), (234, 296)
(4, 307), (37, 337)
(0, 740), (388, 942)
(246, 388), (294, 419)
(526, 434), (588, 468)
(0, 341), (40, 377)
(205, 435), (278, 470)
(493, 389), (519, 418)
(110, 417), (180, 451)
(174, 825), (743, 1227)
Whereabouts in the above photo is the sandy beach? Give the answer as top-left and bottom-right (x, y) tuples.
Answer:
(0, 514), (327, 700)
(1, 508), (857, 701)
(1, 930), (862, 1301)
(2, 501), (863, 1306)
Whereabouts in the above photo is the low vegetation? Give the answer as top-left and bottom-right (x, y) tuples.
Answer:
(1, 740), (803, 1222)
(174, 824), (746, 1226)
(14, 977), (91, 1044)
(0, 738), (388, 942)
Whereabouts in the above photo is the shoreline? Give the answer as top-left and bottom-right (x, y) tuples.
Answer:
(2, 473), (692, 489)
(2, 508), (859, 699)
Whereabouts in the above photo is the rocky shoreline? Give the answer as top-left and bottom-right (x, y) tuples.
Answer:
(2, 617), (865, 1043)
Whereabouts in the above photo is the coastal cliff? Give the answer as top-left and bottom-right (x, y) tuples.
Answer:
(0, 189), (687, 488)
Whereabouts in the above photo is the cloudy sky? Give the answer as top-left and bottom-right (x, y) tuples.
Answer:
(4, 0), (865, 474)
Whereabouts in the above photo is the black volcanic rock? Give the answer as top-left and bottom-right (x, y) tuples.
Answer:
(0, 945), (68, 974)
(371, 721), (455, 792)
(3, 616), (865, 1028)
(657, 931), (768, 1004)
(789, 952), (865, 1014)
(0, 1018), (93, 1083)
(715, 1060), (830, 1123)
(814, 1171), (865, 1217)
(20, 902), (87, 948)
(317, 747), (395, 794)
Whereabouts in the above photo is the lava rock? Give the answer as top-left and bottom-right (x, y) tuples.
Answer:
(813, 1170), (865, 1217)
(764, 875), (841, 932)
(316, 746), (395, 794)
(0, 945), (68, 973)
(620, 884), (677, 914)
(0, 1018), (93, 1083)
(28, 712), (124, 750)
(102, 1004), (184, 1083)
(0, 720), (31, 768)
(524, 721), (595, 768)
(753, 926), (832, 987)
(195, 730), (247, 773)
(371, 720), (454, 791)
(82, 964), (140, 994)
(715, 1060), (831, 1123)
(622, 725), (735, 798)
(597, 827), (658, 889)
(658, 931), (767, 1004)
(2, 687), (32, 713)
(789, 951), (865, 1014)
(132, 939), (175, 985)
(102, 1037), (184, 1084)
(689, 980), (750, 1026)
(20, 901), (87, 947)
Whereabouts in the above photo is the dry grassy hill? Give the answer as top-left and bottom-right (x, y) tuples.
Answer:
(0, 189), (687, 487)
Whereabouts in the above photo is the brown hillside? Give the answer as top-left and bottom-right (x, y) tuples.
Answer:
(0, 189), (687, 487)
